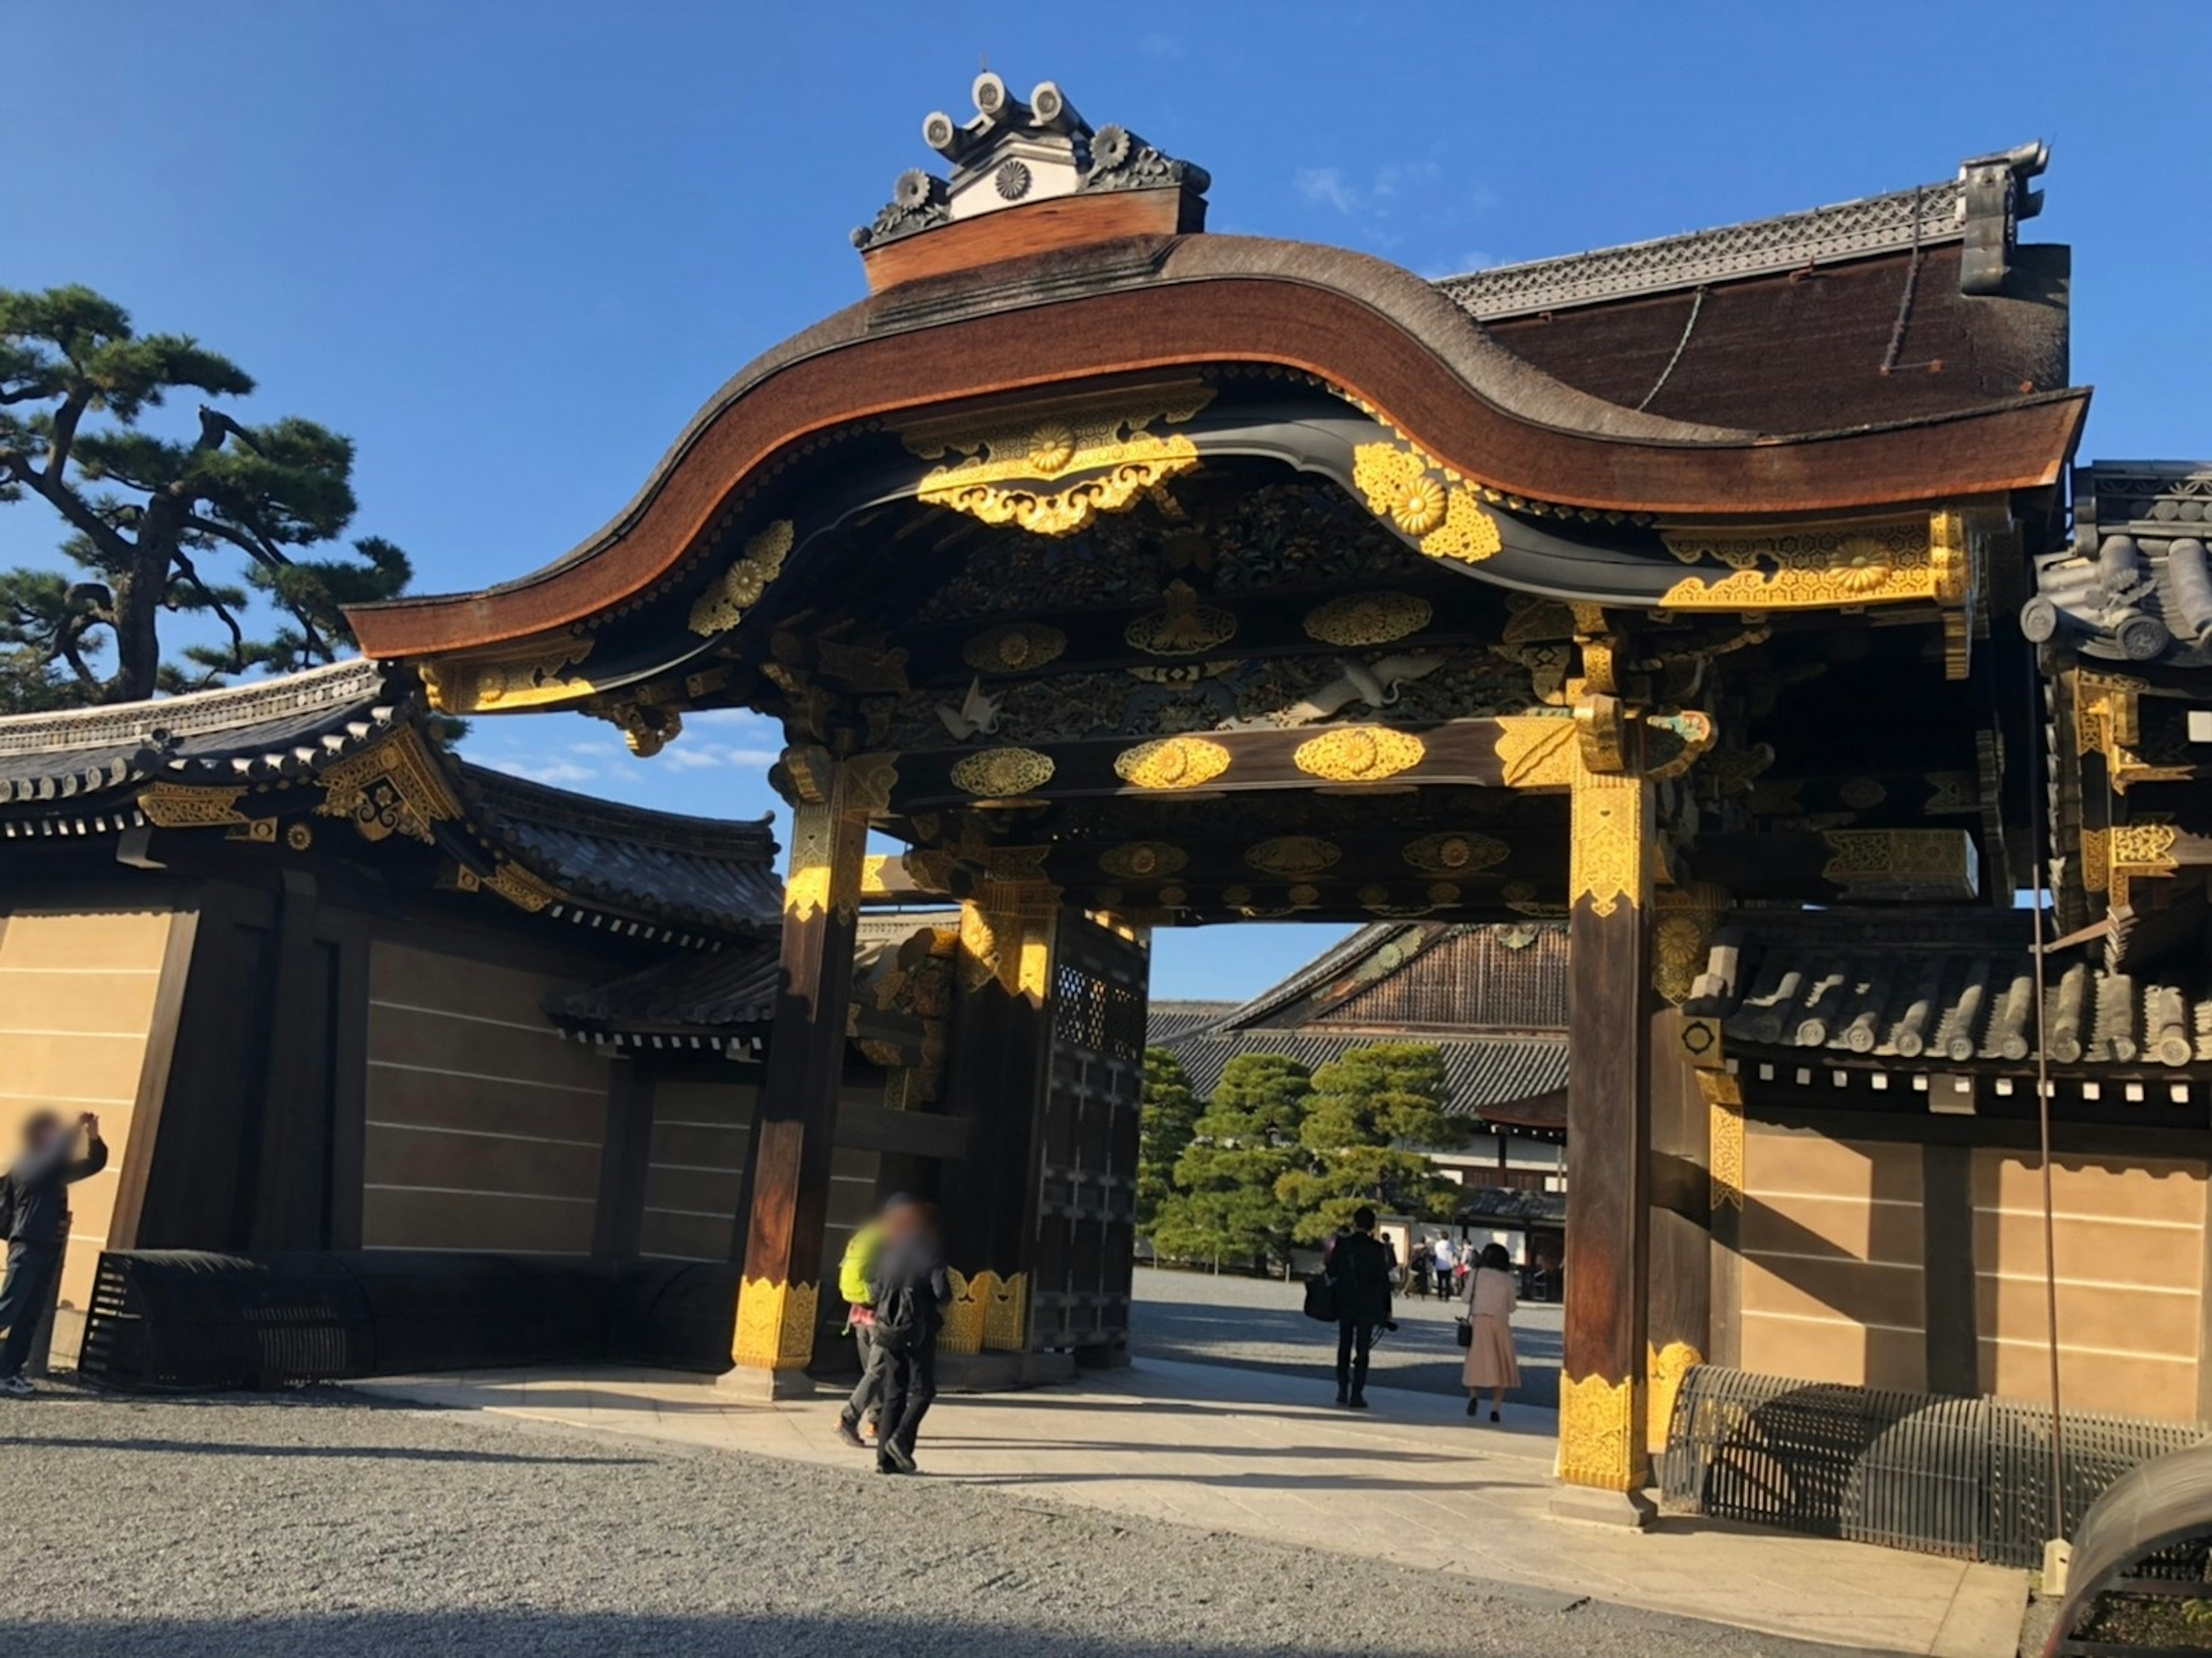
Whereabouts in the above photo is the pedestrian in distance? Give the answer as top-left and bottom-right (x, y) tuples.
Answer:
(1429, 1233), (1456, 1302)
(1460, 1241), (1522, 1423)
(1408, 1238), (1431, 1300)
(0, 1110), (107, 1396)
(869, 1198), (950, 1475)
(834, 1195), (911, 1450)
(1323, 1205), (1393, 1409)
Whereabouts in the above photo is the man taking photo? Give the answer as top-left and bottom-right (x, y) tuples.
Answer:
(0, 1110), (108, 1395)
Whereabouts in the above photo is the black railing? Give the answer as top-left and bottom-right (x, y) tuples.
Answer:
(1660, 1366), (2209, 1568)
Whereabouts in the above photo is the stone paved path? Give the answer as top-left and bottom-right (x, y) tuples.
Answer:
(353, 1356), (2027, 1657)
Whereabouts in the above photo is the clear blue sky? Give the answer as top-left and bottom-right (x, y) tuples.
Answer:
(7, 1), (2208, 997)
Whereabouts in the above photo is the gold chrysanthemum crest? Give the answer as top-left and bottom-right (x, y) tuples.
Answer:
(949, 747), (1055, 798)
(1351, 442), (1501, 565)
(1114, 735), (1231, 791)
(1292, 726), (1425, 782)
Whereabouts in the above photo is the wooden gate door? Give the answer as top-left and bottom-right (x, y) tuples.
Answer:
(1028, 912), (1149, 1363)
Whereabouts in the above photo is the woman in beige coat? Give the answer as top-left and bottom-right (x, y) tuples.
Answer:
(1460, 1241), (1521, 1421)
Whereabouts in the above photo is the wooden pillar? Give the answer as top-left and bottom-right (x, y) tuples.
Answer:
(1646, 1004), (1711, 1455)
(936, 877), (1058, 1332)
(725, 749), (878, 1395)
(1552, 730), (1658, 1524)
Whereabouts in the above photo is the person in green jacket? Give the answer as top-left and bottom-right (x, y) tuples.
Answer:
(834, 1195), (910, 1447)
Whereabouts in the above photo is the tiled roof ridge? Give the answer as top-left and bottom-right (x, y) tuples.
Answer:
(1203, 922), (1414, 1031)
(1437, 174), (1967, 320)
(0, 657), (391, 758)
(460, 762), (778, 862)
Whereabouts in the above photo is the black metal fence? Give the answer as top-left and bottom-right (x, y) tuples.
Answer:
(1660, 1366), (2209, 1568)
(78, 1250), (740, 1391)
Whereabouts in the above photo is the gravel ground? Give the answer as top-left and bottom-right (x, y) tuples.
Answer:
(0, 1384), (1854, 1657)
(1130, 1266), (1564, 1409)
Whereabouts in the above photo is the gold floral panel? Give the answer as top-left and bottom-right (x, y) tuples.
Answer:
(949, 747), (1055, 799)
(688, 519), (796, 637)
(1657, 517), (1952, 612)
(1402, 832), (1509, 876)
(1292, 726), (1425, 783)
(731, 1277), (819, 1371)
(1558, 1372), (1645, 1491)
(905, 387), (1214, 538)
(1114, 735), (1231, 791)
(1351, 442), (1501, 565)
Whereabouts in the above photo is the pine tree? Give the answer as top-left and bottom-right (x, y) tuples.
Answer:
(1136, 1047), (1202, 1234)
(1277, 1042), (1465, 1243)
(0, 285), (412, 707)
(1152, 1052), (1312, 1271)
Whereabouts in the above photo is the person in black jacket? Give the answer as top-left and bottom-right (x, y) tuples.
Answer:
(1323, 1205), (1393, 1409)
(0, 1110), (107, 1395)
(869, 1199), (950, 1474)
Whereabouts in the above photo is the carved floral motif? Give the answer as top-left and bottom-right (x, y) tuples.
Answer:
(1114, 735), (1231, 791)
(1351, 442), (1502, 565)
(1292, 726), (1425, 783)
(1302, 591), (1433, 648)
(688, 519), (795, 636)
(949, 747), (1055, 798)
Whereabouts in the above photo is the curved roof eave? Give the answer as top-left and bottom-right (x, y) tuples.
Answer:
(350, 232), (2088, 659)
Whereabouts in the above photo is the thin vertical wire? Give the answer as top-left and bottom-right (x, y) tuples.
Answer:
(2028, 672), (2066, 1542)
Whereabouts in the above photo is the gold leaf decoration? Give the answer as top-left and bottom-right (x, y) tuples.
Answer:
(961, 623), (1068, 674)
(1351, 442), (1502, 565)
(1492, 714), (1580, 788)
(421, 636), (599, 715)
(138, 783), (251, 829)
(1302, 591), (1434, 647)
(1124, 580), (1237, 657)
(1286, 882), (1321, 906)
(1293, 725), (1425, 783)
(949, 747), (1055, 798)
(1700, 1067), (1744, 1210)
(1558, 1372), (1643, 1492)
(315, 734), (461, 845)
(1245, 836), (1342, 877)
(1570, 767), (1646, 918)
(907, 388), (1213, 538)
(731, 1277), (819, 1371)
(689, 519), (795, 636)
(1648, 1341), (1703, 1451)
(1099, 841), (1188, 881)
(1115, 735), (1231, 791)
(1403, 832), (1509, 875)
(1657, 518), (1939, 611)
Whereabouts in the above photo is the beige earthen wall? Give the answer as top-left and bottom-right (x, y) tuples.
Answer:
(1972, 1151), (2203, 1422)
(1730, 1120), (2209, 1422)
(0, 908), (180, 1323)
(1737, 1121), (1929, 1391)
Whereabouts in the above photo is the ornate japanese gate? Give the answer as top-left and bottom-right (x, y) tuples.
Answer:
(348, 75), (2081, 1518)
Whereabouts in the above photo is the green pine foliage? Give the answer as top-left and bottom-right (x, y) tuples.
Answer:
(1135, 1047), (1202, 1234)
(0, 284), (412, 708)
(1152, 1052), (1312, 1270)
(1277, 1042), (1465, 1243)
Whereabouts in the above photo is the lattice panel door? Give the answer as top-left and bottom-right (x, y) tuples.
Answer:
(1029, 913), (1148, 1356)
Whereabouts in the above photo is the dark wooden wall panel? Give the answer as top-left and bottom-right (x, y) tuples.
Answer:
(362, 942), (609, 1254)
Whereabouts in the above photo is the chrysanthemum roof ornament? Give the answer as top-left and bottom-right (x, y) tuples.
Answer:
(851, 74), (1210, 289)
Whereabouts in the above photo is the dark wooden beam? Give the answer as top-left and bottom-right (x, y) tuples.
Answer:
(1685, 829), (1980, 902)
